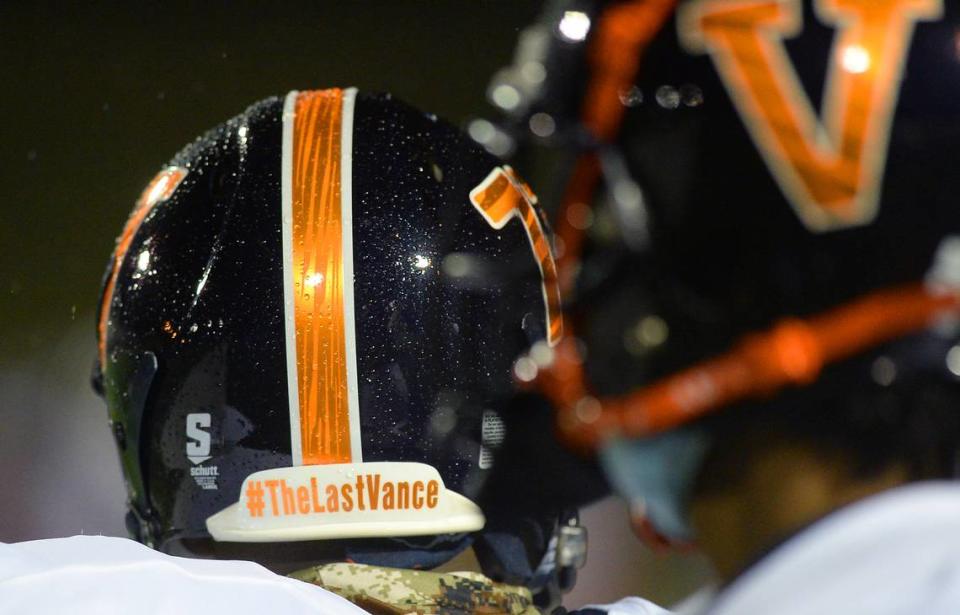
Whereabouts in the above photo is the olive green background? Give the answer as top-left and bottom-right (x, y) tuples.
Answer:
(0, 1), (543, 362)
(0, 1), (708, 607)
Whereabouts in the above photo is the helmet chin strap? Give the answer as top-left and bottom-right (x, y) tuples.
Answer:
(341, 534), (474, 570)
(473, 510), (587, 612)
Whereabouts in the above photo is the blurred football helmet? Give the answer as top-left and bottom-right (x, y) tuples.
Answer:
(93, 88), (581, 598)
(486, 0), (960, 544)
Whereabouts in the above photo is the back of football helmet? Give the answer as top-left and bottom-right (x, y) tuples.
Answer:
(94, 89), (577, 601)
(487, 0), (960, 546)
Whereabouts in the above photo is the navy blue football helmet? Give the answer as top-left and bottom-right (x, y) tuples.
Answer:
(94, 89), (584, 601)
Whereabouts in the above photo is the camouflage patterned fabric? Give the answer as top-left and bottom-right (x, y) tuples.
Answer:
(290, 562), (540, 615)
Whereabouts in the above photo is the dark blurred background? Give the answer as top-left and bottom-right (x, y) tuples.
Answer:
(0, 1), (706, 606)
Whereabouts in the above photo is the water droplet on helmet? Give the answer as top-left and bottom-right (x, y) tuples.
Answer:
(619, 86), (643, 107)
(656, 85), (680, 109)
(679, 83), (704, 107)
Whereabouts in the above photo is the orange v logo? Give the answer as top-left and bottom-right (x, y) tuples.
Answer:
(680, 0), (942, 231)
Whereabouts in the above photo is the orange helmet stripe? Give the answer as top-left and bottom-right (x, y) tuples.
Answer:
(97, 167), (186, 369)
(282, 89), (362, 466)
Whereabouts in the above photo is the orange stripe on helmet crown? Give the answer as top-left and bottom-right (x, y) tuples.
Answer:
(98, 167), (187, 369)
(289, 89), (353, 465)
(555, 0), (678, 296)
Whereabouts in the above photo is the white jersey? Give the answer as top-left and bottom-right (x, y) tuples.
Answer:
(577, 596), (674, 615)
(587, 482), (960, 615)
(0, 535), (368, 615)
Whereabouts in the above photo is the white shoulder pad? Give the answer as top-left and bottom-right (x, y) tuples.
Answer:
(0, 535), (368, 615)
(577, 596), (675, 615)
